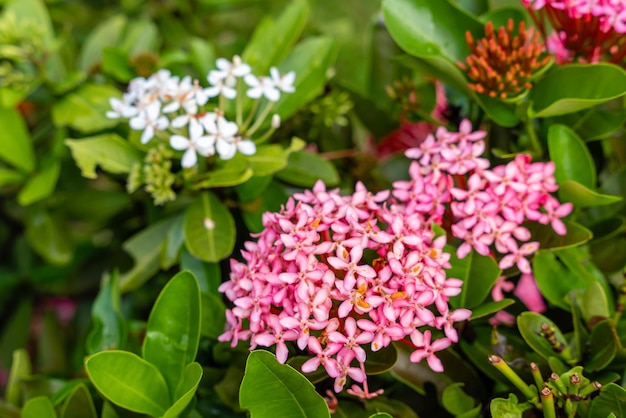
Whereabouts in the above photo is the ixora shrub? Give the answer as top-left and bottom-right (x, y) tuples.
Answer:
(2, 0), (626, 417)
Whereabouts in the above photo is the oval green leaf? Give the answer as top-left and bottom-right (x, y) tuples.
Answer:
(469, 299), (515, 320)
(52, 84), (122, 133)
(143, 271), (201, 397)
(588, 319), (618, 372)
(201, 292), (226, 339)
(22, 396), (57, 418)
(526, 220), (592, 253)
(530, 63), (626, 117)
(184, 192), (236, 263)
(447, 248), (501, 309)
(442, 383), (475, 416)
(86, 271), (127, 354)
(0, 107), (35, 173)
(559, 180), (622, 208)
(240, 350), (330, 418)
(25, 208), (72, 265)
(85, 350), (170, 417)
(65, 134), (143, 180)
(517, 312), (574, 363)
(163, 362), (203, 418)
(275, 150), (340, 187)
(589, 383), (626, 418)
(6, 349), (31, 406)
(61, 384), (97, 418)
(548, 124), (596, 188)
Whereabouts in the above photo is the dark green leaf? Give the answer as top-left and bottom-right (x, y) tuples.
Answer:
(242, 0), (309, 75)
(548, 124), (596, 189)
(469, 299), (515, 320)
(489, 394), (523, 418)
(79, 15), (127, 72)
(102, 48), (134, 82)
(0, 168), (25, 187)
(21, 397), (57, 418)
(52, 84), (122, 133)
(86, 271), (127, 354)
(190, 155), (253, 189)
(143, 271), (201, 398)
(180, 249), (222, 294)
(527, 220), (592, 252)
(447, 248), (501, 309)
(587, 319), (618, 372)
(287, 356), (329, 384)
(239, 350), (330, 418)
(529, 64), (626, 117)
(161, 213), (185, 270)
(0, 107), (35, 173)
(201, 292), (226, 339)
(558, 180), (622, 208)
(60, 384), (97, 418)
(25, 208), (72, 265)
(581, 281), (611, 325)
(442, 383), (475, 416)
(275, 150), (340, 187)
(364, 344), (397, 375)
(86, 351), (170, 416)
(517, 312), (574, 363)
(120, 18), (160, 56)
(189, 38), (216, 79)
(184, 192), (236, 263)
(589, 383), (626, 418)
(65, 134), (143, 179)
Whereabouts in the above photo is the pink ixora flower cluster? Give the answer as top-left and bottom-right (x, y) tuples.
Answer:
(399, 119), (573, 276)
(219, 180), (471, 396)
(521, 0), (626, 64)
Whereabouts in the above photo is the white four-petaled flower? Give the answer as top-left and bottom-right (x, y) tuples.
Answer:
(169, 119), (214, 168)
(129, 100), (169, 144)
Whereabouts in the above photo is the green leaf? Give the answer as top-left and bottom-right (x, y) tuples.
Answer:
(517, 312), (574, 363)
(161, 213), (185, 270)
(52, 84), (122, 133)
(364, 344), (398, 375)
(86, 271), (127, 354)
(6, 349), (31, 406)
(0, 107), (35, 173)
(183, 192), (236, 263)
(0, 168), (25, 187)
(442, 383), (475, 416)
(119, 217), (176, 292)
(589, 383), (626, 418)
(120, 18), (160, 56)
(189, 38), (216, 79)
(529, 63), (626, 117)
(79, 15), (127, 72)
(240, 351), (330, 418)
(180, 249), (221, 294)
(60, 384), (97, 418)
(201, 292), (226, 339)
(17, 159), (61, 206)
(143, 271), (201, 398)
(369, 414), (393, 418)
(286, 356), (329, 384)
(102, 48), (134, 82)
(273, 36), (336, 122)
(65, 134), (143, 179)
(85, 351), (170, 416)
(527, 220), (593, 252)
(242, 0), (309, 75)
(246, 145), (290, 177)
(447, 249), (501, 309)
(558, 180), (622, 208)
(469, 299), (515, 320)
(548, 124), (596, 189)
(190, 155), (253, 189)
(163, 362), (203, 418)
(275, 150), (340, 187)
(240, 179), (289, 233)
(489, 394), (524, 418)
(25, 208), (72, 265)
(587, 319), (618, 372)
(581, 281), (611, 324)
(21, 397), (57, 418)
(101, 402), (119, 418)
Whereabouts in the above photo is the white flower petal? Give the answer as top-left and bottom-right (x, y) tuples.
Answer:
(156, 116), (169, 130)
(237, 139), (256, 155)
(195, 135), (214, 149)
(220, 119), (239, 137)
(216, 139), (236, 160)
(129, 115), (146, 130)
(171, 115), (189, 128)
(216, 57), (231, 71)
(244, 74), (259, 87)
(222, 86), (237, 99)
(265, 87), (280, 102)
(189, 118), (204, 139)
(181, 148), (198, 168)
(170, 135), (190, 150)
(162, 101), (180, 113)
(140, 126), (155, 144)
(246, 87), (262, 99)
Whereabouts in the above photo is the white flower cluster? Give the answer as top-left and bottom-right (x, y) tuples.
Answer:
(106, 56), (296, 168)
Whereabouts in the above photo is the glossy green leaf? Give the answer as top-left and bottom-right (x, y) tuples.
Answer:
(143, 271), (201, 397)
(100, 402), (119, 418)
(86, 271), (127, 354)
(79, 15), (127, 72)
(557, 107), (626, 141)
(286, 356), (329, 384)
(17, 160), (61, 206)
(161, 213), (185, 270)
(52, 84), (121, 133)
(25, 208), (72, 265)
(590, 218), (626, 272)
(442, 383), (475, 416)
(190, 155), (253, 189)
(0, 168), (25, 187)
(61, 384), (97, 418)
(581, 281), (611, 324)
(469, 299), (515, 320)
(201, 292), (226, 339)
(240, 350), (330, 418)
(21, 396), (57, 418)
(65, 134), (143, 179)
(447, 249), (501, 309)
(559, 180), (622, 208)
(180, 249), (221, 294)
(0, 107), (35, 173)
(489, 394), (523, 418)
(242, 0), (309, 75)
(119, 217), (176, 292)
(120, 18), (160, 56)
(102, 47), (134, 82)
(184, 192), (235, 263)
(368, 414), (393, 418)
(273, 36), (336, 122)
(364, 344), (398, 375)
(0, 298), (32, 373)
(275, 150), (340, 187)
(6, 349), (31, 406)
(189, 37), (216, 78)
(85, 350), (170, 416)
(527, 220), (592, 253)
(163, 362), (203, 418)
(240, 179), (289, 233)
(517, 312), (574, 363)
(589, 383), (626, 418)
(246, 144), (292, 177)
(529, 63), (626, 117)
(588, 319), (618, 372)
(548, 124), (596, 189)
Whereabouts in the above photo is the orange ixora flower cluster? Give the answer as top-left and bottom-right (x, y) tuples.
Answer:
(457, 19), (551, 99)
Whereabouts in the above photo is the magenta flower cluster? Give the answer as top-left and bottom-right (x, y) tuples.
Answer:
(219, 120), (572, 396)
(401, 119), (572, 275)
